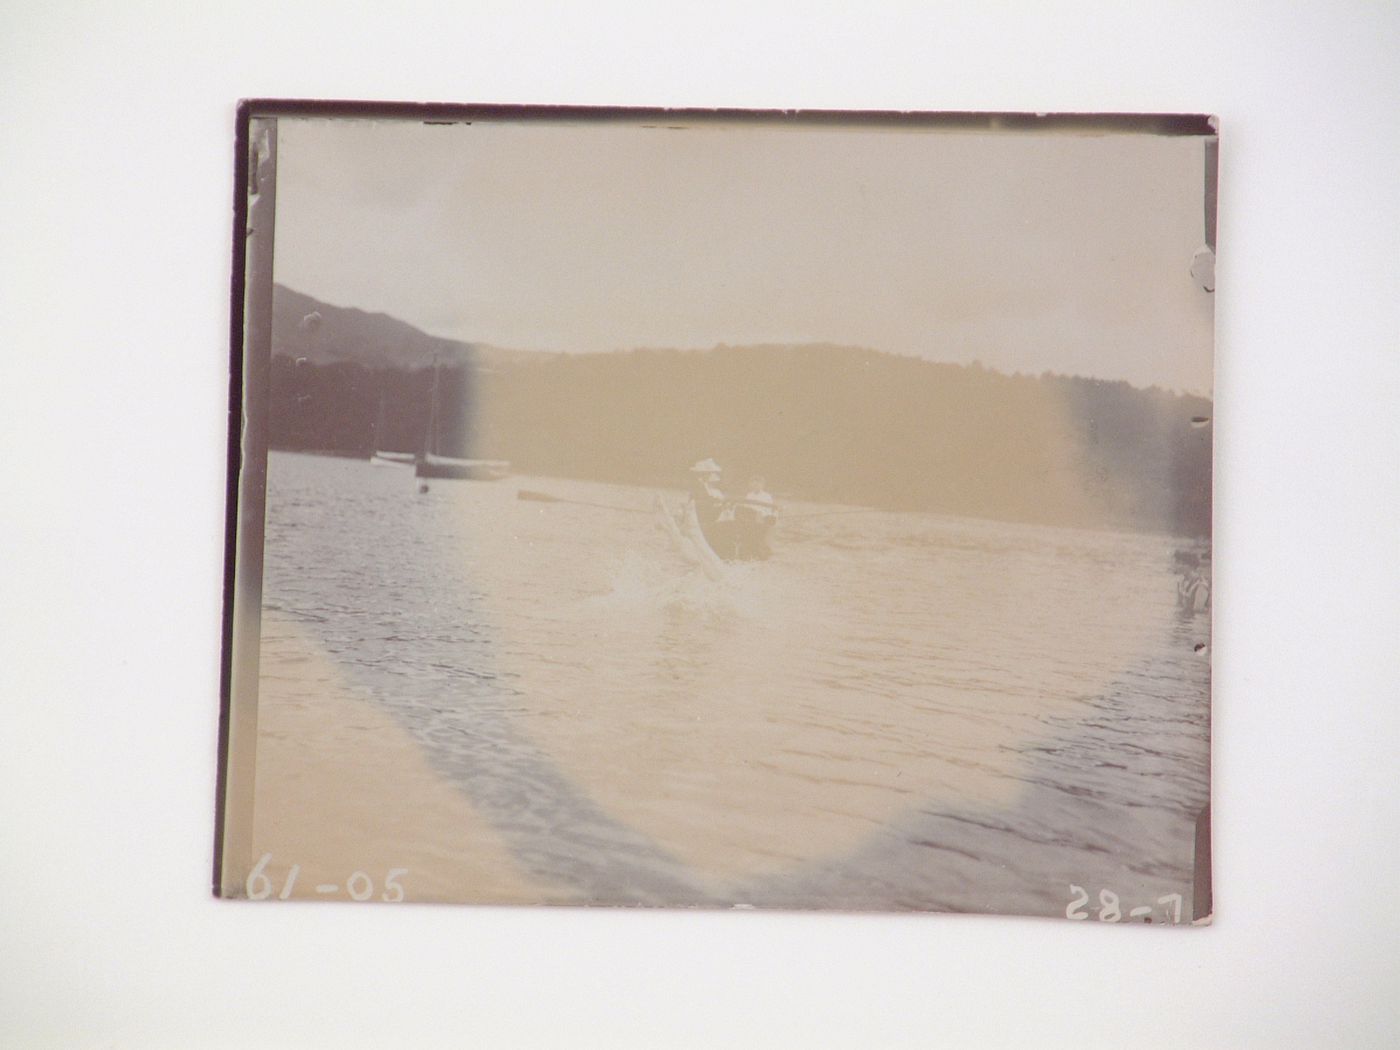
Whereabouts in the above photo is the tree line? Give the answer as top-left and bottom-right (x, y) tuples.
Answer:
(268, 342), (1211, 536)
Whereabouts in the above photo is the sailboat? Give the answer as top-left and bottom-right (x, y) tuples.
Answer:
(370, 391), (417, 467)
(414, 356), (510, 481)
(371, 449), (417, 467)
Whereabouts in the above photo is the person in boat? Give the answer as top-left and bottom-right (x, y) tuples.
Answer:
(733, 475), (777, 560)
(689, 459), (724, 522)
(688, 458), (738, 558)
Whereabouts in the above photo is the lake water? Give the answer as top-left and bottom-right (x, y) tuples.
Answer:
(253, 451), (1210, 920)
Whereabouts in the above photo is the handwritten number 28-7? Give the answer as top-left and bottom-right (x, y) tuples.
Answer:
(1067, 885), (1182, 923)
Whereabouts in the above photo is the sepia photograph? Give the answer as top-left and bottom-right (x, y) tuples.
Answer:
(218, 104), (1216, 921)
(16, 3), (1400, 1045)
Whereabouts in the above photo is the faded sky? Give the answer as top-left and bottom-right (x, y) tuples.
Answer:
(272, 116), (1214, 395)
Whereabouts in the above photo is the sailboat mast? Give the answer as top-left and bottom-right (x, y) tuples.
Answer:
(424, 354), (440, 459)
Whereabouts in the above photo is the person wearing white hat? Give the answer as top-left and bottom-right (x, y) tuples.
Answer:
(688, 458), (736, 557)
(689, 458), (724, 520)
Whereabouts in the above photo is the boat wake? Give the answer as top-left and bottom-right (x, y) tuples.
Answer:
(582, 549), (771, 623)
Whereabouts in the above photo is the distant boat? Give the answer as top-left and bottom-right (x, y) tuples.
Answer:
(1177, 570), (1211, 613)
(416, 453), (511, 480)
(1173, 548), (1211, 613)
(369, 393), (416, 467)
(414, 356), (510, 481)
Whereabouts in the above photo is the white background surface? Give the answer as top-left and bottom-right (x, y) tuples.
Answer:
(2, 3), (1397, 1047)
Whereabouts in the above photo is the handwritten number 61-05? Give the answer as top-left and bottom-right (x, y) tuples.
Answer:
(1067, 885), (1182, 923)
(245, 854), (409, 902)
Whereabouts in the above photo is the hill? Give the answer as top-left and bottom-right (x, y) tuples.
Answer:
(271, 284), (545, 373)
(265, 287), (1212, 536)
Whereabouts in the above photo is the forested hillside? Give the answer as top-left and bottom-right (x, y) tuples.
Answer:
(267, 286), (1211, 535)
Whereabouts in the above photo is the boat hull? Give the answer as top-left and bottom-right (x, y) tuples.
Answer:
(415, 455), (510, 481)
(657, 496), (773, 576)
(655, 497), (726, 580)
